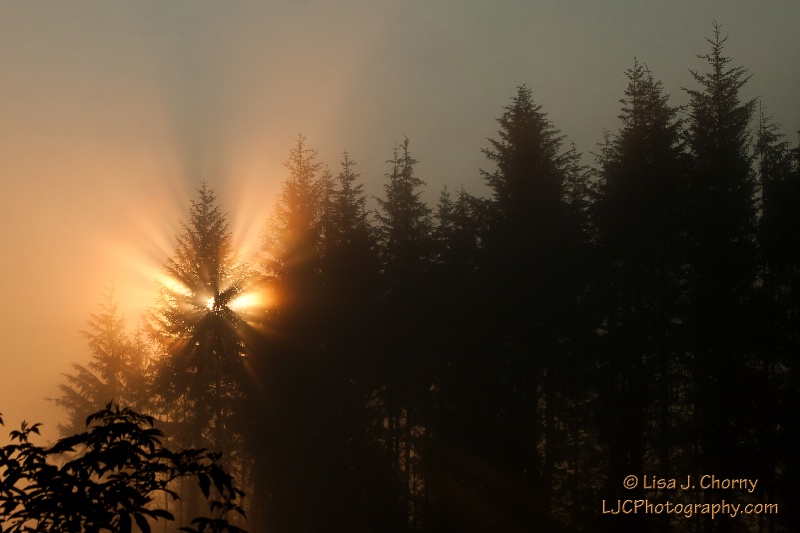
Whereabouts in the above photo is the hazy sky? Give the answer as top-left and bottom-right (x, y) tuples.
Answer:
(1, 1), (798, 442)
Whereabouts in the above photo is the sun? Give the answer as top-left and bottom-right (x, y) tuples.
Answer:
(229, 290), (263, 313)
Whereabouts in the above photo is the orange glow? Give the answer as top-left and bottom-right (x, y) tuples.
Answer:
(229, 290), (264, 313)
(221, 143), (285, 261)
(158, 273), (193, 299)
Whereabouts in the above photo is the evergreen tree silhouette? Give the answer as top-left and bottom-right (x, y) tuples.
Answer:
(593, 60), (689, 532)
(52, 288), (152, 436)
(682, 25), (759, 532)
(374, 137), (435, 529)
(256, 136), (343, 531)
(316, 151), (384, 528)
(754, 108), (800, 532)
(148, 183), (254, 452)
(450, 85), (588, 531)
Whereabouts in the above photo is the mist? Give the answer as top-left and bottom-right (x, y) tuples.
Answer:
(1, 2), (799, 531)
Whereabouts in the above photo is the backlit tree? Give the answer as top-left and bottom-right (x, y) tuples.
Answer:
(52, 288), (151, 436)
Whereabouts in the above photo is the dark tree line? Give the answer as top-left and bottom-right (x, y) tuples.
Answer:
(51, 24), (800, 533)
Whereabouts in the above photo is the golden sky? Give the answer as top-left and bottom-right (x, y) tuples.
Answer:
(1, 0), (798, 442)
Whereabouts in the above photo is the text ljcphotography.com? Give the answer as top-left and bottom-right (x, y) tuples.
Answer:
(602, 475), (778, 520)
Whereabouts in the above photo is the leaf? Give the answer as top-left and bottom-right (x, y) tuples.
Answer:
(148, 508), (174, 520)
(119, 513), (132, 533)
(198, 473), (210, 499)
(134, 512), (151, 533)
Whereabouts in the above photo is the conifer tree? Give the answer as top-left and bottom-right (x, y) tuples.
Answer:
(594, 60), (689, 530)
(52, 289), (151, 436)
(316, 151), (383, 529)
(263, 135), (324, 284)
(754, 109), (800, 532)
(148, 183), (252, 451)
(682, 24), (759, 527)
(376, 137), (433, 276)
(758, 109), (800, 303)
(145, 183), (259, 526)
(433, 187), (488, 274)
(324, 151), (379, 306)
(315, 150), (380, 351)
(470, 85), (588, 529)
(256, 137), (348, 532)
(315, 166), (336, 270)
(683, 22), (758, 308)
(374, 137), (434, 529)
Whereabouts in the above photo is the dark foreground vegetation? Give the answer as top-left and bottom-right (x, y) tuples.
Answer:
(34, 24), (800, 532)
(0, 405), (245, 532)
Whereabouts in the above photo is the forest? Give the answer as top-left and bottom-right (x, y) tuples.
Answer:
(3, 24), (799, 533)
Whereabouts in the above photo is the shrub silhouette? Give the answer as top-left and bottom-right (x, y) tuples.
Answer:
(0, 404), (246, 533)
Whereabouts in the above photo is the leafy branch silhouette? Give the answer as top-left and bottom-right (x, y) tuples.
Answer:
(0, 404), (246, 533)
